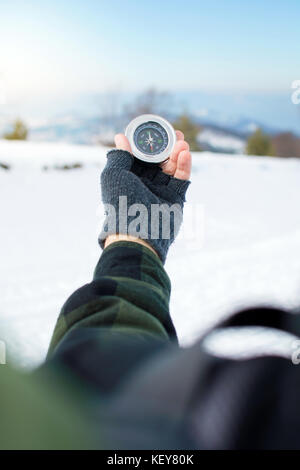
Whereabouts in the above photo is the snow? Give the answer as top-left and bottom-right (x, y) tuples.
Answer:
(1, 140), (300, 369)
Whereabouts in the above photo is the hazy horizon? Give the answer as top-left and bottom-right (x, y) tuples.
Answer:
(0, 89), (299, 136)
(1, 0), (300, 135)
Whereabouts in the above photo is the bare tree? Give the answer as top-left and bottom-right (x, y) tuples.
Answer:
(98, 87), (174, 147)
(271, 132), (300, 158)
(97, 89), (124, 146)
(124, 88), (174, 120)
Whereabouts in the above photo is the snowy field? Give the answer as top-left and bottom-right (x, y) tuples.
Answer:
(1, 139), (300, 369)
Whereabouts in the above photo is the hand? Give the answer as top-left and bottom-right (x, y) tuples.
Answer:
(99, 131), (192, 263)
(114, 130), (192, 180)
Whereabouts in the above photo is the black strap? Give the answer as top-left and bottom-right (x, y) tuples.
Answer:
(209, 306), (300, 339)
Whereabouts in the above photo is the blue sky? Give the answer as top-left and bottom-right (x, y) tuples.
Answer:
(1, 0), (300, 101)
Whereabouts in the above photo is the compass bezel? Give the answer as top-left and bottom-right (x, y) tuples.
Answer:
(125, 114), (176, 163)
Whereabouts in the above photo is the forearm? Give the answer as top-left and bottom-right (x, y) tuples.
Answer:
(104, 234), (159, 257)
(48, 241), (177, 356)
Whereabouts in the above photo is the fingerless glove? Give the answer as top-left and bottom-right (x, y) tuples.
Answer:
(99, 150), (190, 264)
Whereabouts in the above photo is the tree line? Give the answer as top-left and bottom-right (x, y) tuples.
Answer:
(2, 92), (300, 159)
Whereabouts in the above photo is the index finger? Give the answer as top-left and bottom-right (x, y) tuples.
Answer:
(176, 130), (184, 141)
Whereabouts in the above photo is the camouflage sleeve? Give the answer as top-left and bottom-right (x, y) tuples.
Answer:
(47, 241), (178, 356)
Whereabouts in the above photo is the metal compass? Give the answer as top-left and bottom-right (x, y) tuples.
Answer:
(125, 114), (176, 163)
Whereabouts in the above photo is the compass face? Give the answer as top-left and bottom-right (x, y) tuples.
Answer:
(133, 121), (169, 156)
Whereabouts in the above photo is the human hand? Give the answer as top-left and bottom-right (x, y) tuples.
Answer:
(99, 131), (192, 263)
(114, 130), (191, 180)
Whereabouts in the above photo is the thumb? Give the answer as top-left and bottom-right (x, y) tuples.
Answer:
(115, 134), (132, 152)
(104, 134), (134, 171)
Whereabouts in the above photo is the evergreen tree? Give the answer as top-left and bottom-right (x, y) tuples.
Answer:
(4, 119), (28, 141)
(172, 114), (201, 151)
(246, 128), (274, 156)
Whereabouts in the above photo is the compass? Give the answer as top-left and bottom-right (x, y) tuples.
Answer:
(125, 114), (176, 163)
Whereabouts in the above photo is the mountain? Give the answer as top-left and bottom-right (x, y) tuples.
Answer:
(1, 89), (299, 151)
(197, 126), (245, 154)
(27, 113), (249, 154)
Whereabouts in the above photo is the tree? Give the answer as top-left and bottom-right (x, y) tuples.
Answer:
(98, 89), (124, 146)
(172, 114), (201, 151)
(271, 132), (300, 158)
(246, 128), (274, 156)
(4, 119), (28, 140)
(124, 88), (173, 120)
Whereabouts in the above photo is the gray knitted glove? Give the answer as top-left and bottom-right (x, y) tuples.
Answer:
(99, 149), (190, 263)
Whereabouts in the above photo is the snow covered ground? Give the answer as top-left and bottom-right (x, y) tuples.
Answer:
(1, 139), (300, 369)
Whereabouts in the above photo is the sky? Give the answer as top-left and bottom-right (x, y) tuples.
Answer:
(1, 0), (300, 102)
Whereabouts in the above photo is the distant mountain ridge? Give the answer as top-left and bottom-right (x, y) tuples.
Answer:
(1, 89), (299, 153)
(24, 112), (270, 154)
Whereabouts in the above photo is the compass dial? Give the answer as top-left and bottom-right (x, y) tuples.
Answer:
(133, 121), (169, 156)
